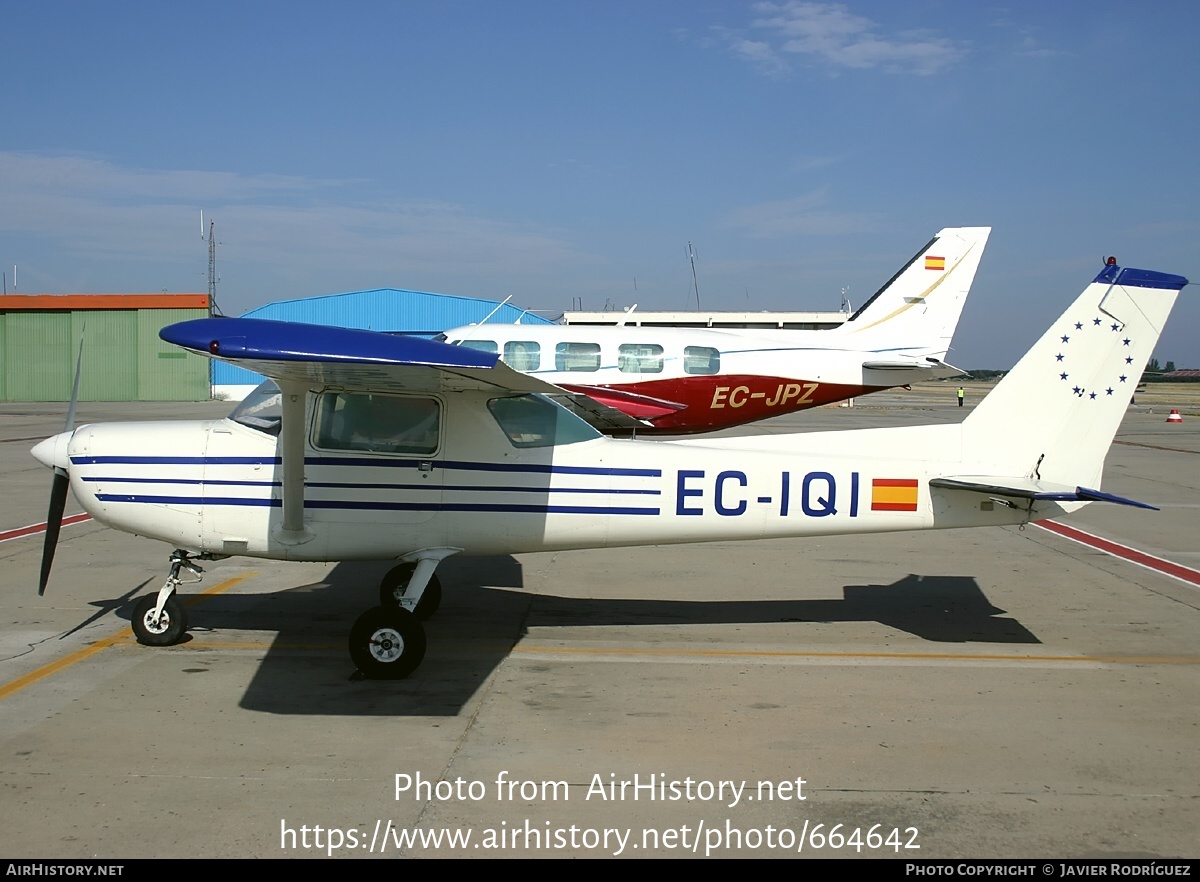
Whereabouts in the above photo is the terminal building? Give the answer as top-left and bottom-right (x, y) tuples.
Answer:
(561, 308), (848, 330)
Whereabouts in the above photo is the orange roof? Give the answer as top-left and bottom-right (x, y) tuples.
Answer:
(0, 293), (209, 311)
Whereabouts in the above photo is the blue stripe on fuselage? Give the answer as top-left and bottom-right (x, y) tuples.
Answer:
(92, 493), (659, 515)
(72, 454), (660, 478)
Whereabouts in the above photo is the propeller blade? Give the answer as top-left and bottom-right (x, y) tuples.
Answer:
(39, 328), (84, 596)
(64, 331), (83, 433)
(39, 471), (70, 596)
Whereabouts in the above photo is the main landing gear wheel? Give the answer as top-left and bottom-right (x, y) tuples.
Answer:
(131, 594), (188, 646)
(349, 606), (426, 679)
(379, 563), (442, 621)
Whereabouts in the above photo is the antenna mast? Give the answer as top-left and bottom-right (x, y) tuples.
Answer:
(203, 214), (223, 316)
(687, 242), (700, 309)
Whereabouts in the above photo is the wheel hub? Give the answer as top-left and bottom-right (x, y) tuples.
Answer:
(369, 627), (404, 662)
(143, 610), (170, 634)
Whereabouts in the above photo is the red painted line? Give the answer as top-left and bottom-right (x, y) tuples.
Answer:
(0, 513), (93, 544)
(1035, 520), (1200, 587)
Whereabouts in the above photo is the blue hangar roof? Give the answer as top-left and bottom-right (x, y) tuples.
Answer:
(212, 288), (555, 387)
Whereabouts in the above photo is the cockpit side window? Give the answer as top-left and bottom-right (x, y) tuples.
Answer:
(487, 394), (601, 448)
(313, 392), (440, 455)
(458, 340), (498, 355)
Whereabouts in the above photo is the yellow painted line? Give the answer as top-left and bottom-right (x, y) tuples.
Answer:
(184, 572), (254, 605)
(0, 631), (131, 701)
(152, 638), (1200, 667)
(509, 645), (1200, 665)
(164, 638), (1200, 667)
(0, 574), (253, 702)
(146, 640), (344, 651)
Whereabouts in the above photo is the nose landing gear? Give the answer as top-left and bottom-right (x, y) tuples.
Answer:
(131, 549), (207, 646)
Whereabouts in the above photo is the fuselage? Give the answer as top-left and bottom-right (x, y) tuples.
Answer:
(60, 387), (1052, 562)
(438, 324), (946, 433)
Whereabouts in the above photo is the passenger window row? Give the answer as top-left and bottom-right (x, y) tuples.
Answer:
(456, 340), (720, 375)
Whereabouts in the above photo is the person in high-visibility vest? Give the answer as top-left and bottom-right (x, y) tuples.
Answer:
(957, 386), (965, 407)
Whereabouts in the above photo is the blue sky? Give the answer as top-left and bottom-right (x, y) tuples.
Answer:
(2, 1), (1197, 369)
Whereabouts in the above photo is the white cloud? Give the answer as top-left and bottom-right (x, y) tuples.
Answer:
(726, 2), (967, 76)
(0, 152), (589, 299)
(728, 38), (791, 77)
(723, 190), (880, 238)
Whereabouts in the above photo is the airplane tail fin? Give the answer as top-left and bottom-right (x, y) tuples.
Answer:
(841, 227), (990, 361)
(958, 264), (1187, 490)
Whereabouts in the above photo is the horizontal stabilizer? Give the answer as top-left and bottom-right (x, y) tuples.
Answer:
(862, 357), (966, 376)
(930, 477), (1157, 510)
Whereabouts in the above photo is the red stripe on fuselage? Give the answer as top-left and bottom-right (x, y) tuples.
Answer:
(566, 375), (886, 434)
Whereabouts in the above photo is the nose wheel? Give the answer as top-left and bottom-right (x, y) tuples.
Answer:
(130, 549), (206, 647)
(131, 594), (188, 646)
(349, 606), (426, 679)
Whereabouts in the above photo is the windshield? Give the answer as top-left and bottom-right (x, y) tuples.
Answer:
(229, 380), (283, 435)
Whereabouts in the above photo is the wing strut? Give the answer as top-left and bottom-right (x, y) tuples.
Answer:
(275, 378), (315, 545)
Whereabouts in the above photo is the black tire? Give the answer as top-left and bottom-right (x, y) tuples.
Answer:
(131, 594), (188, 646)
(348, 606), (426, 679)
(379, 563), (442, 621)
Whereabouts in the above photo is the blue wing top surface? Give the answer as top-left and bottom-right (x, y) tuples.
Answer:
(162, 317), (563, 395)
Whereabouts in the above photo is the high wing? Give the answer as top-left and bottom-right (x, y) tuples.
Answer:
(162, 316), (579, 547)
(162, 317), (565, 396)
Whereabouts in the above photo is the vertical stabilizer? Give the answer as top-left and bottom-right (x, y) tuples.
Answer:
(841, 226), (991, 360)
(960, 264), (1186, 487)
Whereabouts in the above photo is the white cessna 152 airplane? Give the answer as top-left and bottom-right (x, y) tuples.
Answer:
(32, 259), (1186, 679)
(442, 226), (990, 434)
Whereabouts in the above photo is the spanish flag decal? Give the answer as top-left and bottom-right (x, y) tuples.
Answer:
(925, 255), (946, 271)
(871, 478), (919, 511)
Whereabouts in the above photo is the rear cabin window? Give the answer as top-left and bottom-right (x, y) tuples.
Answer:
(313, 392), (440, 455)
(683, 346), (720, 375)
(503, 341), (541, 371)
(617, 343), (664, 374)
(487, 395), (601, 448)
(554, 342), (601, 372)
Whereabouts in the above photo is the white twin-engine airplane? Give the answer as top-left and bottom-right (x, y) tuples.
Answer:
(32, 260), (1186, 679)
(442, 226), (990, 434)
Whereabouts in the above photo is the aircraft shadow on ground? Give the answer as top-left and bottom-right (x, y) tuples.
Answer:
(104, 557), (1038, 717)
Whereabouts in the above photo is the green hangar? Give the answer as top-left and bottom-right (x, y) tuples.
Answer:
(0, 293), (211, 401)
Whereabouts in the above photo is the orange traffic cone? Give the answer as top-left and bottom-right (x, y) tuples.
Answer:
(1166, 409), (1183, 424)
